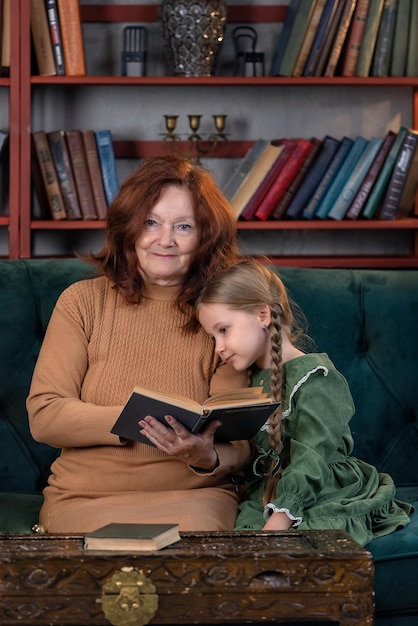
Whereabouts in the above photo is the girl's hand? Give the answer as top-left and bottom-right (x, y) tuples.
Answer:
(138, 414), (220, 470)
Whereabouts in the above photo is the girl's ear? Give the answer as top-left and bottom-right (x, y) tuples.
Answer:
(258, 304), (271, 327)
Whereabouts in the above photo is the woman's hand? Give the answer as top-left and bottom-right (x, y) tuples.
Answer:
(138, 414), (220, 471)
(263, 511), (293, 531)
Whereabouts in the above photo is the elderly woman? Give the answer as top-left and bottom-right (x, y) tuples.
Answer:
(27, 155), (251, 533)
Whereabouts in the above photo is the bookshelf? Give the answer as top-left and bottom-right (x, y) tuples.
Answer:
(9, 2), (418, 266)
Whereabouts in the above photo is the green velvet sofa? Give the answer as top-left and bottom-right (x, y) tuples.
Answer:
(0, 258), (417, 625)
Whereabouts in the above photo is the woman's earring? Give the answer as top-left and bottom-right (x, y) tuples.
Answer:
(263, 324), (269, 332)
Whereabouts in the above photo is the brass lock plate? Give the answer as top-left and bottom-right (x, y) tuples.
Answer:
(101, 567), (159, 626)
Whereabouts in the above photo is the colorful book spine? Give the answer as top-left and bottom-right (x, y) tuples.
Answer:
(237, 141), (292, 221)
(302, 136), (354, 219)
(273, 138), (323, 218)
(278, 0), (318, 76)
(284, 135), (340, 219)
(81, 130), (109, 220)
(406, 1), (418, 76)
(30, 0), (56, 76)
(65, 130), (97, 219)
(389, 0), (411, 76)
(314, 0), (347, 76)
(222, 139), (269, 201)
(361, 126), (407, 218)
(355, 0), (386, 76)
(379, 130), (418, 219)
(324, 0), (358, 77)
(292, 0), (328, 77)
(47, 130), (82, 220)
(303, 0), (340, 76)
(346, 130), (396, 219)
(370, 0), (398, 77)
(315, 136), (368, 219)
(269, 0), (301, 76)
(328, 137), (383, 220)
(45, 0), (66, 75)
(31, 131), (67, 220)
(95, 130), (120, 206)
(57, 0), (86, 76)
(254, 138), (313, 220)
(341, 0), (371, 76)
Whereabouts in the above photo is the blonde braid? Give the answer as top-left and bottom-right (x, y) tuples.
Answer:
(263, 302), (284, 504)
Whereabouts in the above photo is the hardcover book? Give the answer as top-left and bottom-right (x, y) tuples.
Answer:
(397, 137), (418, 217)
(315, 136), (368, 219)
(230, 141), (285, 220)
(379, 129), (418, 219)
(111, 385), (280, 446)
(355, 0), (386, 76)
(406, 1), (418, 76)
(45, 0), (66, 75)
(278, 0), (318, 76)
(254, 137), (313, 220)
(81, 130), (108, 220)
(303, 0), (341, 76)
(272, 138), (323, 218)
(346, 129), (396, 219)
(30, 0), (56, 76)
(284, 135), (340, 219)
(361, 126), (407, 218)
(31, 131), (67, 220)
(341, 0), (371, 76)
(84, 523), (181, 552)
(269, 0), (301, 75)
(240, 139), (296, 220)
(389, 0), (411, 76)
(370, 0), (398, 77)
(313, 0), (347, 76)
(222, 139), (269, 201)
(323, 0), (358, 77)
(292, 0), (328, 77)
(302, 136), (354, 219)
(328, 137), (383, 220)
(47, 130), (82, 220)
(57, 0), (86, 76)
(95, 130), (119, 206)
(65, 130), (97, 219)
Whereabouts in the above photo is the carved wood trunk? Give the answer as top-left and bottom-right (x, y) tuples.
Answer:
(0, 530), (374, 626)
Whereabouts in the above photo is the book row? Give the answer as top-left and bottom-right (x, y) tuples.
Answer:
(31, 0), (86, 77)
(224, 127), (418, 221)
(270, 0), (417, 78)
(32, 129), (119, 221)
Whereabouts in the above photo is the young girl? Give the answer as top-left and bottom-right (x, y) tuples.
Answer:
(196, 260), (412, 546)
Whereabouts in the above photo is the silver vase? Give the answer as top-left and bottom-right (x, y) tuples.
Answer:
(160, 0), (227, 77)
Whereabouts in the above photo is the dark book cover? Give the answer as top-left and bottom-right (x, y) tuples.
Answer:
(346, 129), (396, 219)
(379, 129), (418, 219)
(47, 130), (82, 219)
(84, 522), (181, 551)
(45, 0), (66, 75)
(284, 135), (340, 219)
(66, 130), (97, 220)
(111, 387), (280, 447)
(95, 130), (119, 206)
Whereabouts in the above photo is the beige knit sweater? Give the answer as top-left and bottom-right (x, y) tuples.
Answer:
(27, 277), (251, 532)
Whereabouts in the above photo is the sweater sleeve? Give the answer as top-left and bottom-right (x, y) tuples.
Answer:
(269, 366), (355, 518)
(27, 291), (124, 449)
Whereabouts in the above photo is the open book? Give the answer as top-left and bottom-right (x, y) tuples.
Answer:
(111, 385), (280, 446)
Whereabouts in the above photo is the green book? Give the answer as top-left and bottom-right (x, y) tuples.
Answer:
(361, 126), (408, 218)
(356, 0), (385, 76)
(278, 0), (319, 76)
(315, 136), (368, 219)
(389, 0), (411, 76)
(328, 137), (383, 220)
(370, 0), (398, 77)
(84, 522), (181, 551)
(406, 1), (418, 76)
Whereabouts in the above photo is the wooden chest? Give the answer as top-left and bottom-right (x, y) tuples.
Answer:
(0, 530), (374, 626)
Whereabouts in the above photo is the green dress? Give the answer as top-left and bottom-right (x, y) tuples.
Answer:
(234, 353), (413, 546)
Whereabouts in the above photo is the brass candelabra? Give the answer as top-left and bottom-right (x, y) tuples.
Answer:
(162, 114), (228, 161)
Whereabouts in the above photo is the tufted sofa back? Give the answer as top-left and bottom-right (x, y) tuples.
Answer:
(0, 259), (417, 503)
